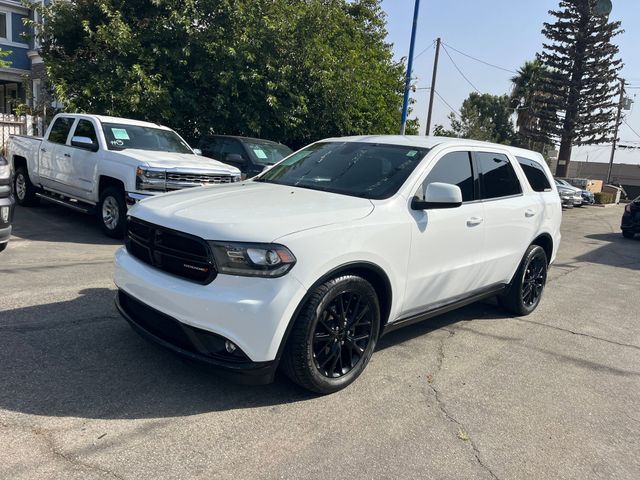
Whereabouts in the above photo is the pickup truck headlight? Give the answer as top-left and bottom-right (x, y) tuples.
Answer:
(136, 167), (166, 191)
(0, 156), (10, 180)
(209, 241), (296, 277)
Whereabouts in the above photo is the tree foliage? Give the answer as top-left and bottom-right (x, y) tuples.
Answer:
(433, 92), (515, 145)
(35, 0), (415, 148)
(510, 60), (555, 154)
(535, 0), (623, 175)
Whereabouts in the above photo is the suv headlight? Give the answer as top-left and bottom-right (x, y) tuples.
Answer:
(209, 242), (296, 277)
(0, 156), (9, 180)
(136, 167), (166, 191)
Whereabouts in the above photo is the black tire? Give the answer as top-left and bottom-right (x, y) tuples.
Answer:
(14, 167), (40, 206)
(622, 230), (635, 239)
(99, 186), (127, 238)
(499, 245), (548, 316)
(282, 275), (381, 394)
(0, 243), (6, 253)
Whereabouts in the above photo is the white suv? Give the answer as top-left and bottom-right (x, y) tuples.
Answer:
(114, 136), (561, 393)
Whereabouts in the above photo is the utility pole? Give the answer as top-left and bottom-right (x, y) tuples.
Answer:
(425, 37), (441, 136)
(607, 78), (625, 184)
(400, 0), (421, 135)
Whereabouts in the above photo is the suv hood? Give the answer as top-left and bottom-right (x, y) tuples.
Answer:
(129, 182), (375, 242)
(123, 149), (239, 175)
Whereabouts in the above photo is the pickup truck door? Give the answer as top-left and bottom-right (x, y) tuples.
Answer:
(64, 119), (101, 201)
(38, 116), (75, 188)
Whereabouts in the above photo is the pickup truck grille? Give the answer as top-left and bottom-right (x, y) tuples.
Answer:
(125, 218), (217, 284)
(166, 173), (233, 189)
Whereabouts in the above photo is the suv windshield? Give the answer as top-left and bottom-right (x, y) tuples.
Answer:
(102, 123), (193, 154)
(245, 141), (293, 166)
(254, 142), (429, 199)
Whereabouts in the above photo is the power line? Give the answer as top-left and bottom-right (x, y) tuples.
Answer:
(414, 39), (436, 60)
(432, 89), (460, 117)
(441, 44), (480, 93)
(442, 42), (517, 74)
(622, 118), (640, 140)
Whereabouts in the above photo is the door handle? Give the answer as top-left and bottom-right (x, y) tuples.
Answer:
(64, 153), (71, 158)
(525, 209), (537, 218)
(41, 148), (47, 153)
(466, 217), (484, 227)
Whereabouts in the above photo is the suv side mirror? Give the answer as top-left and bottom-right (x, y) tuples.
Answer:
(193, 148), (203, 156)
(411, 182), (463, 210)
(71, 136), (98, 152)
(226, 153), (246, 164)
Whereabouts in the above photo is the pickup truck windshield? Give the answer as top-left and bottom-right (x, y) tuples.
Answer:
(245, 142), (293, 166)
(102, 123), (193, 154)
(254, 142), (428, 199)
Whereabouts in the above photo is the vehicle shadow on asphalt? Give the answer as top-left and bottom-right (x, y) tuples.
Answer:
(11, 204), (122, 246)
(0, 288), (313, 420)
(578, 233), (640, 271)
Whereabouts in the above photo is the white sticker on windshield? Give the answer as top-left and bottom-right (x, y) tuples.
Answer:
(406, 150), (418, 157)
(111, 128), (130, 140)
(253, 148), (268, 159)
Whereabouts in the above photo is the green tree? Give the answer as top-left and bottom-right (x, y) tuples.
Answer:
(433, 92), (515, 144)
(536, 0), (623, 176)
(0, 49), (10, 68)
(34, 0), (416, 148)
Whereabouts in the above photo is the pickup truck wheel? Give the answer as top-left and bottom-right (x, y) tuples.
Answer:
(99, 187), (126, 238)
(622, 230), (635, 239)
(14, 167), (40, 206)
(499, 245), (548, 316)
(282, 275), (380, 394)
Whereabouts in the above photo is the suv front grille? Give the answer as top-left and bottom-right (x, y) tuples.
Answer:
(126, 218), (217, 284)
(166, 172), (233, 189)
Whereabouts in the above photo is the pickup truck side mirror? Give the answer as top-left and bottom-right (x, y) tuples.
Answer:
(193, 148), (203, 156)
(71, 136), (99, 152)
(411, 182), (463, 210)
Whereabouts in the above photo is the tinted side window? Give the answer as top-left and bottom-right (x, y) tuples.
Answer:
(220, 140), (246, 161)
(516, 156), (551, 192)
(48, 117), (75, 144)
(199, 137), (222, 157)
(73, 120), (98, 145)
(420, 151), (474, 202)
(477, 152), (522, 200)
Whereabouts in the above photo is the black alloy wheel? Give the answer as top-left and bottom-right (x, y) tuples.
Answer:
(282, 275), (380, 394)
(521, 254), (547, 308)
(312, 291), (374, 379)
(499, 245), (548, 316)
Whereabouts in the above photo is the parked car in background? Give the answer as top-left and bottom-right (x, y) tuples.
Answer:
(555, 179), (582, 207)
(557, 186), (576, 209)
(556, 178), (595, 205)
(8, 114), (241, 238)
(621, 195), (640, 239)
(198, 135), (293, 178)
(0, 154), (14, 253)
(115, 136), (561, 393)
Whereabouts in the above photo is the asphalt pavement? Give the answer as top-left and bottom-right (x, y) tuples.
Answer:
(1, 202), (638, 480)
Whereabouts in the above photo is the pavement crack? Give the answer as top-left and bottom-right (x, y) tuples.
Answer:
(513, 318), (640, 351)
(33, 427), (126, 480)
(426, 328), (500, 480)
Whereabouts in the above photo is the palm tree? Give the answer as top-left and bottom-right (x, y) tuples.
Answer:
(510, 60), (549, 151)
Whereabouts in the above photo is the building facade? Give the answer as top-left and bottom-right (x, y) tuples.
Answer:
(0, 0), (45, 115)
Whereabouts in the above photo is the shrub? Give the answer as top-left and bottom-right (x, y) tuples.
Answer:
(594, 192), (615, 204)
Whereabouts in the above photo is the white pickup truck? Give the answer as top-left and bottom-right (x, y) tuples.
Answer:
(7, 114), (241, 237)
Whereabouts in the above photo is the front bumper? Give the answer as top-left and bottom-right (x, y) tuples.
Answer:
(0, 195), (15, 244)
(114, 247), (308, 364)
(621, 211), (640, 232)
(115, 290), (277, 384)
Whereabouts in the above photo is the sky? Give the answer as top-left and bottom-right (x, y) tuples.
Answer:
(380, 0), (640, 143)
